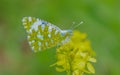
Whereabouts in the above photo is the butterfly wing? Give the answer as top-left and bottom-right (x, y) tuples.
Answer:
(22, 17), (71, 52)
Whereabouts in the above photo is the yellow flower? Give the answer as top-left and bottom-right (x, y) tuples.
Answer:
(51, 31), (96, 75)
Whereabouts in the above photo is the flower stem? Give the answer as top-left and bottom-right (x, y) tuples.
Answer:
(67, 54), (73, 75)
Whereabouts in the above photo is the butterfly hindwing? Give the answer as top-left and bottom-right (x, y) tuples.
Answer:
(22, 17), (72, 52)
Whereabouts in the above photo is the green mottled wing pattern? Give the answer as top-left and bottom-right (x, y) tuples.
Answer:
(22, 17), (71, 52)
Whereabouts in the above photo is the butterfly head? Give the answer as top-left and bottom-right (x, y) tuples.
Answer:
(61, 30), (72, 36)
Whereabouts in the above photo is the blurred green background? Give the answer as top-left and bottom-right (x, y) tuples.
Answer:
(0, 0), (120, 75)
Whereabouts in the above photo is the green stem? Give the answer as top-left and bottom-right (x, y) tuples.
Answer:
(67, 54), (73, 75)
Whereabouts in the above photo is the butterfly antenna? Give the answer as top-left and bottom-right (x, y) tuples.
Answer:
(70, 21), (76, 29)
(71, 21), (84, 30)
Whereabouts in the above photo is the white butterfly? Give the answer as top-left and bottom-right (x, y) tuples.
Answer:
(22, 17), (72, 52)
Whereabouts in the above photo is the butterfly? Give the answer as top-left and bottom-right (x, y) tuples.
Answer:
(22, 17), (72, 52)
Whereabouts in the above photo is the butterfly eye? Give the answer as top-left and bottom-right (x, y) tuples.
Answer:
(22, 17), (72, 52)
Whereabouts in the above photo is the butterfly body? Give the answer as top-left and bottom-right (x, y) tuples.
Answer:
(22, 17), (72, 52)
